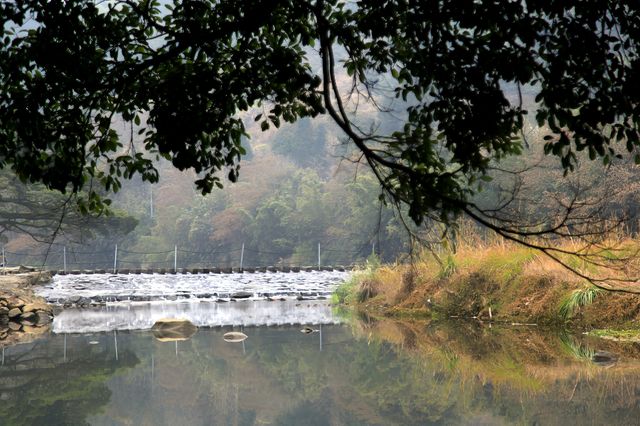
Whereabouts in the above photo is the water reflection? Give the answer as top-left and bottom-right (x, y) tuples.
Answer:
(52, 300), (341, 333)
(2, 319), (640, 425)
(0, 333), (138, 425)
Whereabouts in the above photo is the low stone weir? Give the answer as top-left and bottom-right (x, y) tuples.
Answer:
(35, 270), (349, 307)
(49, 265), (349, 275)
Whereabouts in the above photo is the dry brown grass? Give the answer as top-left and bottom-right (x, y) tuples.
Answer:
(347, 234), (640, 325)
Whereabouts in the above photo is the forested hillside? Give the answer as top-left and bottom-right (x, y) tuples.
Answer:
(1, 113), (411, 270)
(3, 84), (639, 272)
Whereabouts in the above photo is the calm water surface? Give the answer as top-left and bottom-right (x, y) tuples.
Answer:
(2, 308), (640, 425)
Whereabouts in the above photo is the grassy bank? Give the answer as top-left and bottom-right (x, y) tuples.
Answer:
(335, 239), (640, 329)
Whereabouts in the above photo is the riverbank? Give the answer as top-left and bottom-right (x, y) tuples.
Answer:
(0, 267), (54, 346)
(335, 241), (640, 330)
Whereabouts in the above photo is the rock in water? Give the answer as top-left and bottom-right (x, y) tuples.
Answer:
(300, 327), (319, 334)
(592, 350), (618, 367)
(231, 291), (252, 299)
(151, 318), (197, 342)
(223, 331), (248, 342)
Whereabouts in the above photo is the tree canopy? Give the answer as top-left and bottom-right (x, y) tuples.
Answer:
(0, 1), (638, 232)
(0, 169), (137, 245)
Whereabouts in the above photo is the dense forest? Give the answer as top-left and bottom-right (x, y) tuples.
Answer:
(3, 103), (640, 273)
(0, 112), (412, 270)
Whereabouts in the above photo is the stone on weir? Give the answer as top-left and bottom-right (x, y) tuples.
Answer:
(244, 267), (255, 273)
(267, 266), (278, 273)
(232, 267), (243, 273)
(70, 270), (82, 275)
(321, 266), (334, 271)
(21, 324), (48, 335)
(291, 266), (300, 273)
(95, 269), (106, 274)
(279, 266), (291, 273)
(304, 267), (314, 272)
(257, 267), (267, 273)
(221, 267), (232, 274)
(178, 268), (188, 274)
(144, 269), (153, 274)
(22, 302), (52, 314)
(132, 269), (142, 274)
(5, 297), (25, 309)
(119, 269), (130, 274)
(190, 268), (200, 274)
(211, 267), (221, 274)
(36, 311), (52, 325)
(19, 311), (37, 323)
(168, 269), (176, 274)
(158, 268), (166, 274)
(231, 291), (253, 299)
(201, 268), (210, 274)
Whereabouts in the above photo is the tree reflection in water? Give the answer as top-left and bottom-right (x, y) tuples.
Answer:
(2, 322), (640, 425)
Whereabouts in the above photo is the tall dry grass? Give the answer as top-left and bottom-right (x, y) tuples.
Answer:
(339, 221), (640, 321)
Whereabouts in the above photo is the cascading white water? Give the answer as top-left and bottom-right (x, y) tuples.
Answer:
(34, 271), (351, 332)
(36, 270), (349, 304)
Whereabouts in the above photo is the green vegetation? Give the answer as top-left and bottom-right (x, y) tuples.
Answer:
(332, 235), (640, 326)
(0, 169), (137, 246)
(4, 150), (410, 268)
(332, 255), (381, 304)
(1, 2), (639, 295)
(0, 1), (637, 246)
(559, 285), (604, 320)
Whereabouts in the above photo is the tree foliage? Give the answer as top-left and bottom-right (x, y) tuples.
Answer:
(0, 0), (638, 230)
(0, 170), (137, 244)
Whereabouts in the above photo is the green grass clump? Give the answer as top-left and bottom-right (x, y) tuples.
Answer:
(332, 254), (381, 304)
(332, 278), (357, 304)
(437, 253), (457, 280)
(558, 285), (603, 319)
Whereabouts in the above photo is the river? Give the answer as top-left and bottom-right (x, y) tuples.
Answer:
(1, 273), (639, 425)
